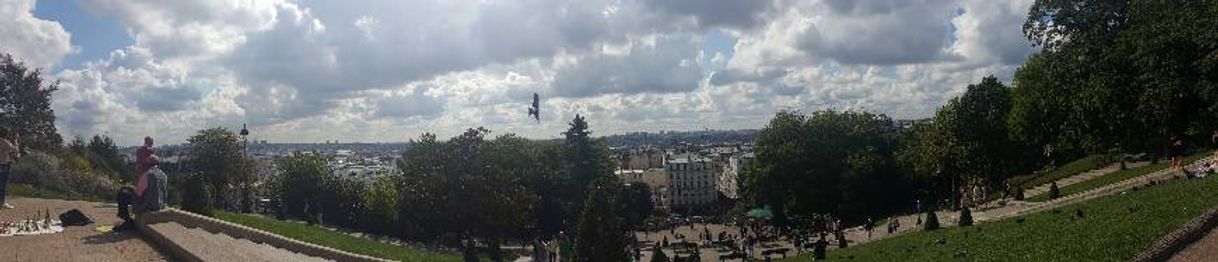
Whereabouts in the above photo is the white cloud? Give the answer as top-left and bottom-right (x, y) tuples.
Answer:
(32, 0), (1040, 144)
(0, 0), (74, 69)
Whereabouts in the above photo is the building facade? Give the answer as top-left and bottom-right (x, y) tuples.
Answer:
(615, 168), (670, 209)
(718, 152), (753, 200)
(667, 154), (716, 209)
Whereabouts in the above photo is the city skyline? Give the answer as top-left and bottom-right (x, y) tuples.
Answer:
(5, 0), (1035, 145)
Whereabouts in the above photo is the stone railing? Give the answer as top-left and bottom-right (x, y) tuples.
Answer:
(1132, 205), (1218, 262)
(136, 209), (392, 262)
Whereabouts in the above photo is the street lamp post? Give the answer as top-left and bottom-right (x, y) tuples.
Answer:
(239, 124), (250, 212)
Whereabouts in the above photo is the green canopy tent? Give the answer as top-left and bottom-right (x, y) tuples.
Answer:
(746, 205), (774, 220)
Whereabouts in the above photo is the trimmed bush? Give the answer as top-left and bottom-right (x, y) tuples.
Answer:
(959, 207), (973, 226)
(924, 210), (941, 231)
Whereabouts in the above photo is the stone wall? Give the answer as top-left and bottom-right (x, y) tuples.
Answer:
(1132, 205), (1218, 262)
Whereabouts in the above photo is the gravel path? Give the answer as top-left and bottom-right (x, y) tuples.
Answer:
(0, 197), (168, 262)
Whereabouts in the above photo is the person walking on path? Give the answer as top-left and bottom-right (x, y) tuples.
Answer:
(1170, 135), (1185, 170)
(135, 137), (154, 197)
(0, 127), (22, 209)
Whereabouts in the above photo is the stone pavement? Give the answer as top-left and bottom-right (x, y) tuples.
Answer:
(0, 197), (168, 262)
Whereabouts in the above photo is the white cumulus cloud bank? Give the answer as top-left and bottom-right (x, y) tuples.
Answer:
(7, 0), (1037, 145)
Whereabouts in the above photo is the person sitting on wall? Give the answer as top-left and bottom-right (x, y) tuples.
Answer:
(136, 155), (167, 214)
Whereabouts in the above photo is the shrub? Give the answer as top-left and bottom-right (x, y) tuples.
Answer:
(10, 151), (117, 200)
(924, 210), (940, 231)
(11, 151), (67, 189)
(959, 207), (973, 226)
(181, 173), (214, 216)
(1014, 187), (1025, 200)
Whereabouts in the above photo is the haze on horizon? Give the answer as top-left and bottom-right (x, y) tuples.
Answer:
(2, 0), (1035, 146)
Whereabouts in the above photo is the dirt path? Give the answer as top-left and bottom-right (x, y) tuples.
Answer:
(0, 197), (168, 262)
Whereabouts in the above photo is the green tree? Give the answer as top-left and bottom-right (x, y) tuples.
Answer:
(85, 135), (129, 182)
(0, 53), (62, 152)
(745, 110), (910, 223)
(620, 182), (654, 230)
(274, 153), (330, 219)
(185, 127), (251, 210)
(397, 129), (537, 259)
(564, 114), (612, 191)
(572, 178), (629, 262)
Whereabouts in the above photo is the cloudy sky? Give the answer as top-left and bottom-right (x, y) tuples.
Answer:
(2, 0), (1036, 145)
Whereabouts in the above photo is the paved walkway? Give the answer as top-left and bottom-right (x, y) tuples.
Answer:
(1024, 162), (1150, 197)
(0, 197), (168, 262)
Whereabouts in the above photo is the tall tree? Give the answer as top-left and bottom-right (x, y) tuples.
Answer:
(564, 115), (611, 190)
(572, 178), (629, 262)
(0, 53), (62, 152)
(274, 153), (330, 219)
(396, 129), (537, 259)
(745, 110), (909, 222)
(185, 127), (251, 209)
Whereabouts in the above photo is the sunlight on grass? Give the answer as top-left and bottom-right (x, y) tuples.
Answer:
(213, 211), (462, 262)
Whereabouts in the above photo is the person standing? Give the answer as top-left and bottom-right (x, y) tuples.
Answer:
(1170, 136), (1185, 170)
(135, 137), (154, 197)
(1211, 130), (1217, 158)
(0, 127), (21, 209)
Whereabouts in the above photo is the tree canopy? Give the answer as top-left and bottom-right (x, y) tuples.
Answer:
(0, 53), (61, 152)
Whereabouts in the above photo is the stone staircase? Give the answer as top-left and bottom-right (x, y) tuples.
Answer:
(147, 222), (332, 262)
(1024, 161), (1149, 197)
(136, 209), (391, 262)
(1011, 156), (1217, 218)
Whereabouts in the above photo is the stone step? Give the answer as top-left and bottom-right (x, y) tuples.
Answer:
(148, 222), (334, 262)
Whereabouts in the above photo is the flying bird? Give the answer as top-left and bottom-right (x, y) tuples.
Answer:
(528, 93), (540, 122)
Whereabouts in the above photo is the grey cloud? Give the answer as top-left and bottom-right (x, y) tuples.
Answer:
(642, 0), (775, 28)
(551, 36), (704, 98)
(373, 88), (446, 119)
(135, 86), (203, 112)
(797, 0), (956, 65)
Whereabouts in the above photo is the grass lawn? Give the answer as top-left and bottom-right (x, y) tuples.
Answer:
(782, 174), (1218, 261)
(6, 183), (109, 203)
(1013, 155), (1112, 190)
(1027, 151), (1212, 202)
(213, 211), (462, 262)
